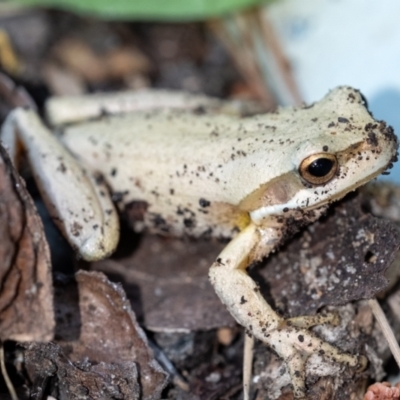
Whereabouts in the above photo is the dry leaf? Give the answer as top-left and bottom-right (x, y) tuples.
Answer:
(0, 144), (54, 341)
(24, 341), (141, 400)
(92, 236), (233, 332)
(54, 270), (168, 400)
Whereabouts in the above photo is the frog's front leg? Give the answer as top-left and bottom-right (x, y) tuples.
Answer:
(209, 224), (366, 398)
(1, 108), (119, 261)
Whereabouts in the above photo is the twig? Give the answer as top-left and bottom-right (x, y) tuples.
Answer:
(0, 341), (18, 400)
(368, 298), (400, 369)
(243, 333), (255, 400)
(148, 338), (189, 392)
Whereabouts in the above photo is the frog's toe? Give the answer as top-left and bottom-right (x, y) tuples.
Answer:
(284, 351), (307, 398)
(285, 311), (340, 329)
(356, 355), (368, 372)
(268, 324), (365, 398)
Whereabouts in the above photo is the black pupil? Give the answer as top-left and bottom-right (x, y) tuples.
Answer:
(307, 158), (333, 177)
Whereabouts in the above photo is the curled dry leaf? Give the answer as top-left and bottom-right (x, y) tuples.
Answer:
(54, 270), (168, 400)
(0, 144), (54, 341)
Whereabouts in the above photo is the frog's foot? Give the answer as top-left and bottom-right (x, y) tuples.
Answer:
(267, 322), (367, 398)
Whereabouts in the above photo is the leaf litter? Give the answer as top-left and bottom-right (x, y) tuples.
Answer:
(0, 11), (400, 399)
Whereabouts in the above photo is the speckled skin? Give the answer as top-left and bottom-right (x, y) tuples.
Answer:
(60, 87), (396, 241)
(2, 87), (398, 398)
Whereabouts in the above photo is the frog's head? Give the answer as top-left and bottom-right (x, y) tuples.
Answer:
(239, 86), (398, 224)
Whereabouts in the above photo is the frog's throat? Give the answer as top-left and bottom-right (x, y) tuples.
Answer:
(249, 163), (389, 222)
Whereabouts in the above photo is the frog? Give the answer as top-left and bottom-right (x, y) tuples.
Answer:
(1, 86), (398, 398)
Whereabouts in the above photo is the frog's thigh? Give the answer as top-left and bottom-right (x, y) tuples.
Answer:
(209, 224), (365, 398)
(45, 90), (221, 126)
(0, 108), (119, 261)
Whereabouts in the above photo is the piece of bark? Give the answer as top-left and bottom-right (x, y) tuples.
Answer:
(54, 270), (168, 400)
(258, 192), (400, 317)
(24, 341), (141, 400)
(0, 144), (54, 341)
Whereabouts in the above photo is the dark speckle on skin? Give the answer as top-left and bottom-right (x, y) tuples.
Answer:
(366, 131), (378, 147)
(94, 173), (105, 185)
(57, 162), (67, 173)
(199, 198), (211, 208)
(338, 117), (349, 123)
(184, 218), (195, 228)
(110, 168), (117, 177)
(112, 190), (129, 203)
(71, 221), (83, 237)
(150, 213), (169, 233)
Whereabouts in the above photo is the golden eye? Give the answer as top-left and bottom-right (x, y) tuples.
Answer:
(299, 153), (338, 185)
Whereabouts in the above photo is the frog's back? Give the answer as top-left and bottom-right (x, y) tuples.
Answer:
(61, 87), (397, 239)
(61, 110), (272, 238)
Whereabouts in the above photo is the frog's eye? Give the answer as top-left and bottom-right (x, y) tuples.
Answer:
(299, 153), (338, 185)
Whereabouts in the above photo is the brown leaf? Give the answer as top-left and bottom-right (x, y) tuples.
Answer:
(54, 270), (168, 400)
(92, 236), (234, 332)
(0, 144), (54, 341)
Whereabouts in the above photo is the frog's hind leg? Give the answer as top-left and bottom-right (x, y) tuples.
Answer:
(45, 90), (231, 126)
(0, 108), (119, 261)
(209, 224), (366, 398)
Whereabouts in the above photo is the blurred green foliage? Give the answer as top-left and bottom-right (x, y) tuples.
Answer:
(9, 0), (274, 20)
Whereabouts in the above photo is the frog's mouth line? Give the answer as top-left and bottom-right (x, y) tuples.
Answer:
(248, 161), (391, 223)
(304, 163), (392, 212)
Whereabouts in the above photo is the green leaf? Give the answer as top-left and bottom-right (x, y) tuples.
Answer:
(9, 0), (273, 21)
